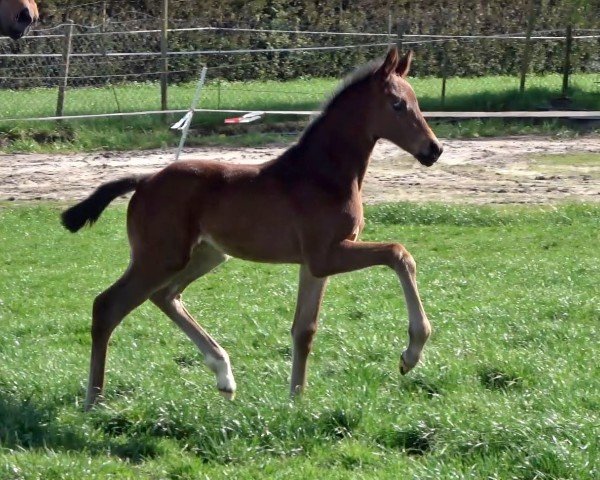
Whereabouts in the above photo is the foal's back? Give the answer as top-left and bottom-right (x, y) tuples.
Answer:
(128, 158), (307, 264)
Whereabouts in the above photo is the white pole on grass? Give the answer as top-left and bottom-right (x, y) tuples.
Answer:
(174, 66), (208, 162)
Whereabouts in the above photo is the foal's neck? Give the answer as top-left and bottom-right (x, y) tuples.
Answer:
(298, 100), (376, 189)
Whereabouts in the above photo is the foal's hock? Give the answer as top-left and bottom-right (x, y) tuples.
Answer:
(62, 47), (443, 410)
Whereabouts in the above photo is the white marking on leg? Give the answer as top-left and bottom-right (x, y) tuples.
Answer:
(205, 353), (236, 398)
(394, 249), (430, 375)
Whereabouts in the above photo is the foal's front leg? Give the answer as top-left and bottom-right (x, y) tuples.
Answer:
(306, 240), (431, 376)
(290, 265), (328, 395)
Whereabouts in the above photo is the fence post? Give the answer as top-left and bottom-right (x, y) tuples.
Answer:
(561, 24), (573, 97)
(56, 20), (74, 117)
(101, 0), (107, 56)
(441, 42), (448, 107)
(387, 9), (392, 48)
(519, 0), (538, 93)
(160, 0), (169, 113)
(217, 79), (221, 110)
(439, 8), (448, 107)
(396, 19), (408, 52)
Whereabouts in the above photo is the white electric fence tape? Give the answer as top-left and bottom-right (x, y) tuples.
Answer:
(172, 66), (208, 162)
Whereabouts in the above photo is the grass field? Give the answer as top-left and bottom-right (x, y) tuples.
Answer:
(1, 73), (598, 152)
(0, 203), (598, 479)
(533, 152), (600, 166)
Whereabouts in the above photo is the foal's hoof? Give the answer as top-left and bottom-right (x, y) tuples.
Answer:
(218, 388), (236, 401)
(400, 358), (411, 375)
(399, 351), (417, 375)
(84, 391), (104, 411)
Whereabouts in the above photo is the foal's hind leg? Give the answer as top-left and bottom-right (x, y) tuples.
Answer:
(87, 264), (169, 410)
(150, 242), (236, 399)
(290, 265), (328, 395)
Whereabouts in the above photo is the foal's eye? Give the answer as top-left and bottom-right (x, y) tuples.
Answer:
(392, 99), (407, 112)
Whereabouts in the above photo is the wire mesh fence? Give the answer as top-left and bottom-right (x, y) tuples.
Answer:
(0, 1), (598, 123)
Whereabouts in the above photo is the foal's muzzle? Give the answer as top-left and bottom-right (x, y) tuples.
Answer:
(416, 140), (443, 167)
(8, 28), (25, 39)
(8, 7), (35, 39)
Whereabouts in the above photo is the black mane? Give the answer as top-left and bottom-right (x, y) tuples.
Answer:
(299, 59), (383, 142)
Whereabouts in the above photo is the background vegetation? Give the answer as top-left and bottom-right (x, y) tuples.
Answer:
(1, 0), (598, 86)
(1, 1), (597, 152)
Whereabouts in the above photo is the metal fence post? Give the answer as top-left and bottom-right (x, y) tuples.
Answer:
(217, 79), (221, 110)
(439, 8), (449, 107)
(101, 0), (107, 56)
(56, 20), (74, 117)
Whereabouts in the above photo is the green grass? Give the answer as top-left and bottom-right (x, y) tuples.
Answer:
(0, 73), (598, 152)
(2, 74), (598, 119)
(532, 152), (600, 166)
(528, 152), (600, 179)
(0, 202), (598, 478)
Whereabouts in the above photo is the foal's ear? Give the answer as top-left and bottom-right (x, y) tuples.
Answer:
(379, 46), (400, 79)
(396, 50), (413, 78)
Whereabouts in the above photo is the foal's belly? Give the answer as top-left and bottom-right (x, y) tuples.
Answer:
(202, 229), (302, 264)
(198, 194), (303, 264)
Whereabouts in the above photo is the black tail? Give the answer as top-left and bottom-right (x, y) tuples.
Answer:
(61, 175), (148, 233)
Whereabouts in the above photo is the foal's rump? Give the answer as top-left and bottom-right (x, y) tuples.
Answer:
(61, 159), (303, 264)
(60, 160), (240, 235)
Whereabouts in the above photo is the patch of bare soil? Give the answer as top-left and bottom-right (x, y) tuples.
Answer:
(1, 136), (598, 204)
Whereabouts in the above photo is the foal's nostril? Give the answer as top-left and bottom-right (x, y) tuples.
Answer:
(430, 141), (443, 158)
(16, 8), (33, 25)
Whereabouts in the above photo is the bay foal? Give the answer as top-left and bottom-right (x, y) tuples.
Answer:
(0, 0), (37, 39)
(62, 47), (443, 410)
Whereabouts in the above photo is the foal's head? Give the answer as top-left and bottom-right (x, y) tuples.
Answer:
(368, 47), (443, 166)
(0, 0), (38, 39)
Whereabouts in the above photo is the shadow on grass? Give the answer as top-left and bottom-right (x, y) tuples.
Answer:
(418, 85), (600, 112)
(403, 375), (444, 399)
(0, 391), (365, 465)
(0, 123), (76, 148)
(0, 393), (160, 463)
(376, 422), (436, 456)
(478, 367), (523, 391)
(184, 407), (362, 463)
